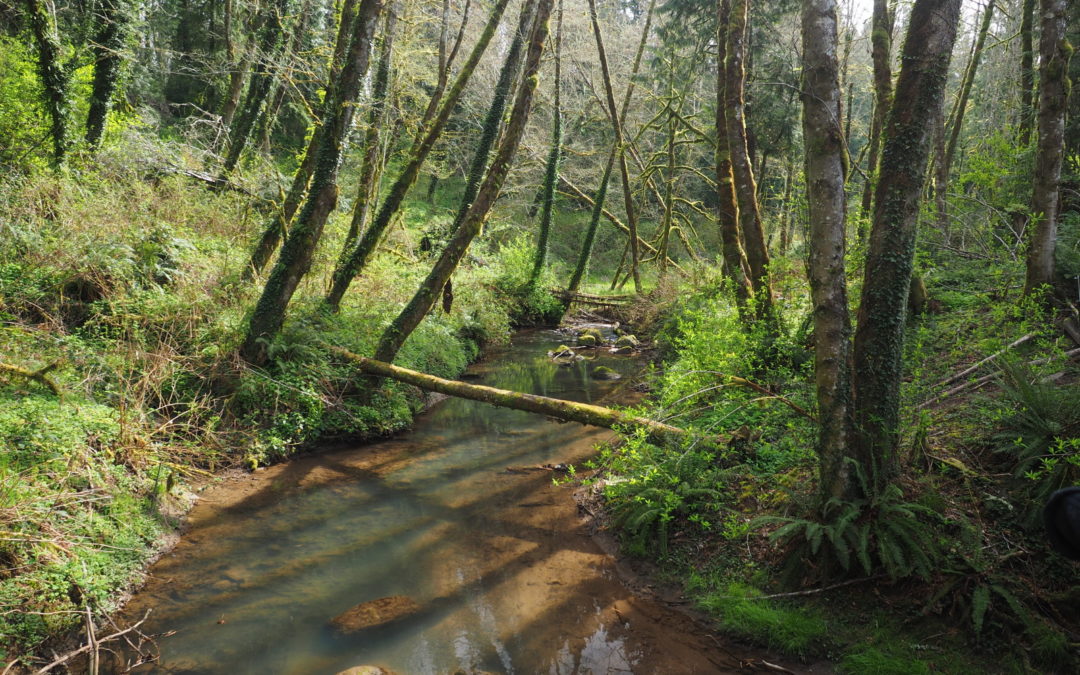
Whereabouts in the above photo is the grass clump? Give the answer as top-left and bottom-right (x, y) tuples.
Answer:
(694, 583), (830, 659)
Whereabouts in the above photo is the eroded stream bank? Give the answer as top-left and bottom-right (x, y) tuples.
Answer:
(119, 329), (796, 674)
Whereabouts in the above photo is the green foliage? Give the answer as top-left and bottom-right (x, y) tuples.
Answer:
(0, 38), (49, 170)
(694, 583), (830, 659)
(993, 358), (1080, 524)
(488, 235), (565, 325)
(838, 647), (932, 675)
(761, 468), (942, 582)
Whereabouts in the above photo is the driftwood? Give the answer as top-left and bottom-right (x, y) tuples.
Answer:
(554, 290), (631, 308)
(919, 346), (1080, 409)
(932, 333), (1035, 389)
(0, 361), (61, 396)
(331, 347), (710, 446)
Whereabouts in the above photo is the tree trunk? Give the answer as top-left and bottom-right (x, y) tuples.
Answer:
(256, 0), (317, 151)
(240, 0), (384, 364)
(342, 7), (398, 252)
(85, 0), (129, 149)
(716, 0), (753, 315)
(567, 148), (617, 294)
(725, 0), (776, 321)
(1018, 0), (1036, 145)
(25, 0), (69, 166)
(587, 0), (648, 294)
(529, 0), (563, 287)
(801, 0), (853, 502)
(373, 0), (554, 365)
(220, 0), (290, 176)
(334, 348), (702, 446)
(1023, 0), (1069, 298)
(858, 0), (893, 222)
(325, 0), (513, 311)
(778, 155), (795, 254)
(851, 0), (962, 497)
(941, 0), (994, 197)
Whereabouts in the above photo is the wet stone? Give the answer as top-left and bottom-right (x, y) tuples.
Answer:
(329, 596), (421, 634)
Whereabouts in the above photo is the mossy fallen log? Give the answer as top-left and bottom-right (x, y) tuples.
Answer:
(330, 347), (710, 447)
(0, 361), (62, 396)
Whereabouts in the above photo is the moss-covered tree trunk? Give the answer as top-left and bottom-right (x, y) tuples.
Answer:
(858, 0), (893, 222)
(528, 0), (563, 288)
(217, 0), (250, 134)
(716, 0), (752, 316)
(801, 0), (853, 502)
(241, 0), (363, 280)
(724, 0), (776, 322)
(851, 0), (962, 496)
(1018, 0), (1037, 146)
(240, 0), (384, 364)
(220, 0), (290, 176)
(25, 0), (69, 166)
(373, 0), (554, 365)
(325, 0), (513, 311)
(567, 148), (617, 294)
(342, 7), (397, 252)
(1023, 0), (1069, 298)
(85, 0), (129, 149)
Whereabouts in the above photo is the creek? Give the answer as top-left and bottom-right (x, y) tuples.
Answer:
(119, 329), (765, 674)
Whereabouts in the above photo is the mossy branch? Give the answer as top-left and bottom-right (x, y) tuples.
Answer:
(0, 361), (63, 397)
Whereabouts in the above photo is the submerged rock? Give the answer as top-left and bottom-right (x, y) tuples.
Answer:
(592, 366), (622, 380)
(336, 667), (394, 675)
(329, 596), (421, 634)
(615, 334), (639, 349)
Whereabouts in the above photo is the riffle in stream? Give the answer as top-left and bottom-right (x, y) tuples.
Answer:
(119, 329), (770, 674)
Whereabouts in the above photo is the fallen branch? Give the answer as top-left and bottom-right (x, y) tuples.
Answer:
(331, 347), (714, 446)
(33, 610), (151, 674)
(0, 361), (62, 396)
(919, 346), (1080, 409)
(932, 333), (1035, 389)
(727, 375), (818, 423)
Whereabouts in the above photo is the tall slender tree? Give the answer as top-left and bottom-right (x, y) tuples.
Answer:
(241, 0), (384, 364)
(528, 0), (563, 288)
(1023, 0), (1069, 298)
(859, 0), (893, 221)
(1018, 0), (1037, 145)
(25, 0), (68, 166)
(85, 0), (130, 149)
(325, 0), (514, 311)
(373, 0), (555, 364)
(851, 0), (963, 496)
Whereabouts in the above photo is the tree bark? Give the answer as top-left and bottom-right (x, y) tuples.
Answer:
(851, 0), (962, 496)
(801, 0), (853, 502)
(725, 0), (776, 321)
(858, 0), (893, 222)
(373, 0), (554, 365)
(716, 0), (753, 316)
(567, 148), (617, 294)
(241, 0), (384, 364)
(325, 0), (513, 311)
(85, 0), (129, 149)
(1018, 0), (1036, 145)
(25, 0), (69, 166)
(334, 348), (701, 446)
(529, 0), (563, 287)
(1023, 0), (1069, 298)
(342, 7), (398, 252)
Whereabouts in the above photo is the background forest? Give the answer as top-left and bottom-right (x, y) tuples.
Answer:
(1, 0), (1079, 671)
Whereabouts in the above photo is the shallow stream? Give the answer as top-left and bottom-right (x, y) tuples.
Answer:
(120, 329), (767, 674)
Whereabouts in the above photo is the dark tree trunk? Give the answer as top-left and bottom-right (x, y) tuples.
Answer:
(716, 0), (753, 315)
(1018, 0), (1036, 145)
(851, 0), (962, 496)
(374, 0), (554, 364)
(859, 0), (894, 223)
(567, 148), (617, 294)
(25, 0), (69, 166)
(801, 0), (853, 502)
(325, 0), (513, 311)
(1023, 0), (1069, 298)
(86, 0), (129, 149)
(241, 0), (384, 364)
(529, 0), (563, 287)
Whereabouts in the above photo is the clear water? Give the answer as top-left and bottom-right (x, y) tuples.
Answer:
(123, 330), (651, 674)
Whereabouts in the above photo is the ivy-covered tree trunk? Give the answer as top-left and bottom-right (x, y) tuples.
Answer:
(240, 0), (384, 364)
(567, 147), (617, 294)
(851, 0), (962, 497)
(85, 0), (129, 149)
(724, 0), (776, 322)
(342, 7), (398, 252)
(1018, 0), (1037, 146)
(587, 0), (643, 294)
(220, 0), (290, 176)
(217, 0), (249, 134)
(715, 0), (752, 315)
(1023, 0), (1069, 298)
(241, 0), (363, 280)
(25, 0), (69, 166)
(801, 0), (853, 502)
(325, 0), (513, 311)
(528, 0), (563, 288)
(859, 0), (893, 221)
(373, 0), (554, 364)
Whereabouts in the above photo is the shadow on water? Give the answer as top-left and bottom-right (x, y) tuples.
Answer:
(115, 330), (750, 674)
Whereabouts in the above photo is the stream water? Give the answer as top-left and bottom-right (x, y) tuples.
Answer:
(119, 329), (772, 674)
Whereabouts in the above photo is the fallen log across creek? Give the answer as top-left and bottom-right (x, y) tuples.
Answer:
(330, 347), (713, 447)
